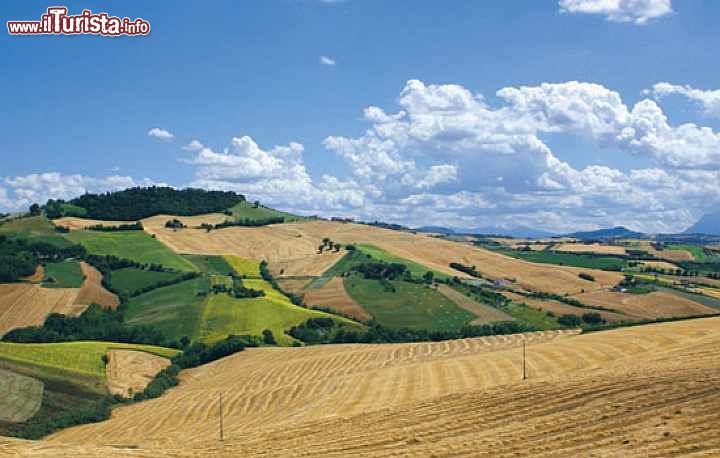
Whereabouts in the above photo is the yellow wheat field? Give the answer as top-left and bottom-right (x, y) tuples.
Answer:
(138, 219), (622, 295)
(0, 318), (714, 457)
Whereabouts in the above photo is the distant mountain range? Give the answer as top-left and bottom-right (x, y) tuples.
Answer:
(565, 226), (645, 240)
(685, 210), (720, 236)
(414, 226), (557, 239)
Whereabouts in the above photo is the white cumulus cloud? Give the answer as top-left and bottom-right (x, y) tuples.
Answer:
(147, 127), (175, 141)
(559, 0), (673, 24)
(649, 82), (720, 118)
(319, 56), (336, 66)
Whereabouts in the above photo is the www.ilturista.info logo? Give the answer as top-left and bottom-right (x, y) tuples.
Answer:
(7, 7), (150, 36)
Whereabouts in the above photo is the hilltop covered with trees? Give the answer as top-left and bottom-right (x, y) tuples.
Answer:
(43, 187), (245, 221)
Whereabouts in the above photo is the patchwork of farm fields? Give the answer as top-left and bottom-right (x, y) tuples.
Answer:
(138, 219), (622, 295)
(0, 318), (709, 457)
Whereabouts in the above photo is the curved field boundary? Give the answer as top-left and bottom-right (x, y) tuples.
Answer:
(74, 262), (120, 310)
(223, 255), (261, 278)
(43, 319), (720, 456)
(106, 350), (172, 398)
(0, 368), (44, 423)
(0, 342), (179, 379)
(304, 277), (371, 322)
(436, 284), (513, 324)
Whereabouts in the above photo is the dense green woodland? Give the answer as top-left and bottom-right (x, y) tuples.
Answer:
(44, 187), (244, 220)
(0, 235), (86, 282)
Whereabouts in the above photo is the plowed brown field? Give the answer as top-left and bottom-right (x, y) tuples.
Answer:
(106, 350), (172, 398)
(138, 219), (621, 295)
(304, 277), (371, 321)
(0, 319), (714, 457)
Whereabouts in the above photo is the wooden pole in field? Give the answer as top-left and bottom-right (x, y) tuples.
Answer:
(219, 392), (224, 442)
(522, 340), (527, 381)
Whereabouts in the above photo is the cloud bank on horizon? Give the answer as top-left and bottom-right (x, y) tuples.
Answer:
(2, 78), (719, 234)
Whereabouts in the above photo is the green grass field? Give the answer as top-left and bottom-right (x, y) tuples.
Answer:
(224, 255), (261, 277)
(42, 261), (85, 288)
(666, 244), (709, 262)
(198, 278), (359, 345)
(497, 249), (627, 271)
(355, 244), (451, 280)
(183, 255), (235, 275)
(500, 302), (562, 330)
(0, 342), (178, 379)
(0, 216), (73, 248)
(344, 277), (476, 331)
(109, 267), (185, 296)
(229, 201), (304, 223)
(123, 277), (208, 342)
(66, 230), (197, 272)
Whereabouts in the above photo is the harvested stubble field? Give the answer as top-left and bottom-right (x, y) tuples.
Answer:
(0, 262), (119, 337)
(105, 350), (172, 398)
(139, 219), (622, 295)
(572, 290), (718, 320)
(648, 247), (695, 262)
(553, 243), (628, 256)
(502, 291), (628, 323)
(303, 277), (371, 322)
(0, 318), (713, 457)
(0, 284), (79, 337)
(268, 251), (345, 277)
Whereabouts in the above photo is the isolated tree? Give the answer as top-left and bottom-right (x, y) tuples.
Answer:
(423, 271), (434, 285)
(29, 203), (41, 216)
(262, 329), (277, 345)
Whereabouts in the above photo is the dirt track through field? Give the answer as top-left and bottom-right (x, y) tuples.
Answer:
(436, 284), (513, 324)
(3, 318), (704, 458)
(106, 350), (172, 398)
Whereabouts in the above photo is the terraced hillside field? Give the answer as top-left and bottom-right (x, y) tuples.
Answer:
(141, 219), (622, 295)
(4, 318), (714, 457)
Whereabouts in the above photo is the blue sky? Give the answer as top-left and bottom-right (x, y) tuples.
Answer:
(1, 0), (719, 233)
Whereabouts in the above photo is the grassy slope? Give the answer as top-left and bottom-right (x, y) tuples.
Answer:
(198, 278), (359, 345)
(344, 277), (476, 331)
(109, 268), (184, 296)
(667, 244), (708, 261)
(0, 342), (178, 379)
(66, 230), (197, 272)
(501, 302), (562, 330)
(0, 216), (72, 247)
(183, 255), (235, 275)
(123, 276), (208, 341)
(496, 249), (627, 270)
(356, 244), (452, 280)
(230, 201), (304, 223)
(224, 255), (261, 277)
(42, 261), (85, 288)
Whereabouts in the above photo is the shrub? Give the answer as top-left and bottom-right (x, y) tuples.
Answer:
(558, 314), (582, 327)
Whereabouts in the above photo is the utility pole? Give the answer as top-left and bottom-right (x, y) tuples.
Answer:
(522, 340), (527, 381)
(219, 392), (224, 442)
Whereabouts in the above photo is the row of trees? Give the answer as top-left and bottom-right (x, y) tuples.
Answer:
(44, 187), (244, 221)
(288, 318), (534, 345)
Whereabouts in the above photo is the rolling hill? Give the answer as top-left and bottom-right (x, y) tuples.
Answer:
(0, 318), (713, 456)
(685, 210), (720, 235)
